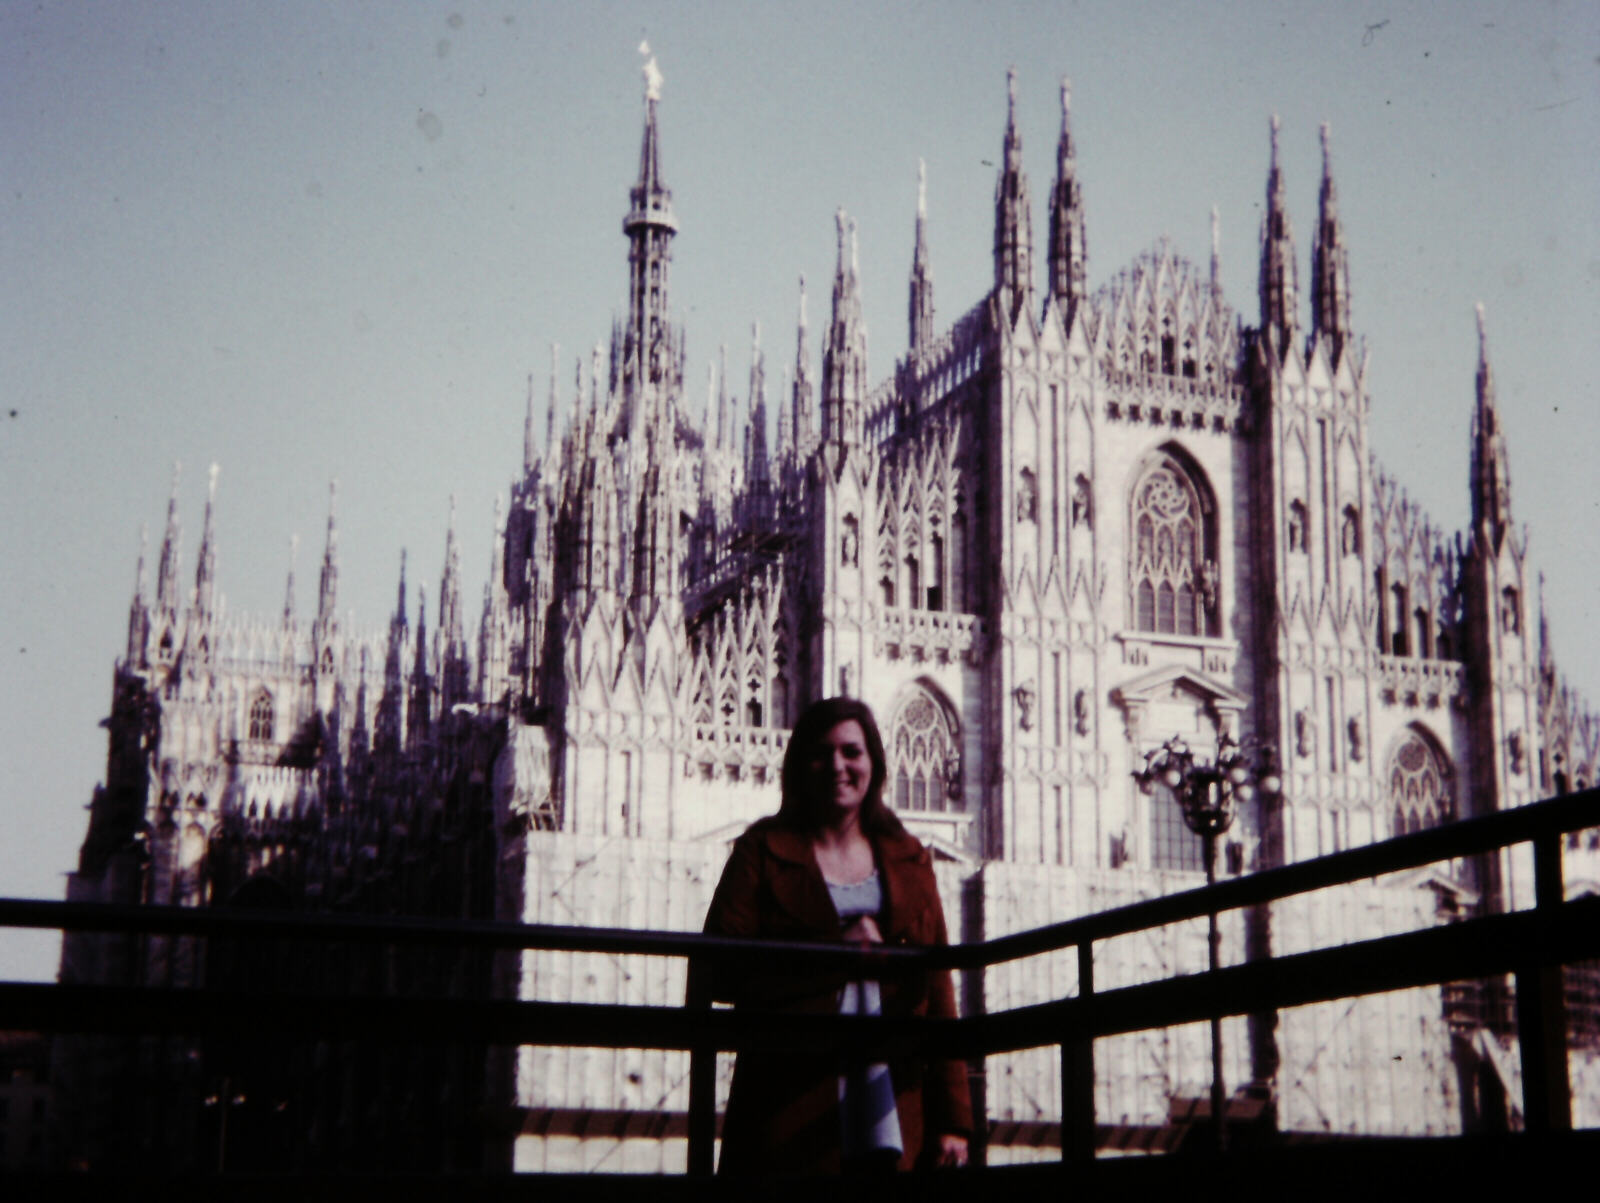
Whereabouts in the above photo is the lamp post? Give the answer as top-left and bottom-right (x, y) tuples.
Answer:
(1134, 733), (1280, 1153)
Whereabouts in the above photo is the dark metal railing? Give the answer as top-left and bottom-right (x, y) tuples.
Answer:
(3, 787), (1597, 1180)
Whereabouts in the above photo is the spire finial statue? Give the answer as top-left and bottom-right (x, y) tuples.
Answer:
(1270, 112), (1281, 156)
(207, 462), (219, 499)
(799, 273), (808, 329)
(1061, 75), (1072, 116)
(917, 158), (927, 219)
(1007, 65), (1017, 111)
(639, 40), (663, 103)
(1475, 299), (1488, 357)
(835, 207), (848, 271)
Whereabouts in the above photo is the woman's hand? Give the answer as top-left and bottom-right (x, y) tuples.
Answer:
(839, 915), (883, 945)
(936, 1133), (968, 1167)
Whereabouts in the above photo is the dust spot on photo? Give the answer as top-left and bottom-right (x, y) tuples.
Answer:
(417, 110), (444, 142)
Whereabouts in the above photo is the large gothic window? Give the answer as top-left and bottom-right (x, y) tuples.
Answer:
(1389, 726), (1454, 835)
(1129, 454), (1215, 636)
(889, 685), (962, 814)
(249, 691), (274, 742)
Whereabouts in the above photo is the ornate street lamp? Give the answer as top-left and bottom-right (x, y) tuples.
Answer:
(1134, 732), (1281, 1153)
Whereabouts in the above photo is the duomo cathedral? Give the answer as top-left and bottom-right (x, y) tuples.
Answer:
(58, 63), (1599, 1172)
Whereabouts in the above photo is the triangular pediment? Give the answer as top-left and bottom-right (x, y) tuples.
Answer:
(1111, 663), (1249, 713)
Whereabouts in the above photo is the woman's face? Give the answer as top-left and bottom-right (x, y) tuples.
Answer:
(809, 719), (872, 814)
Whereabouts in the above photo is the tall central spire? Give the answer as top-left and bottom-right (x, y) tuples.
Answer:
(993, 67), (1034, 322)
(1470, 303), (1514, 550)
(622, 43), (679, 392)
(1311, 122), (1352, 364)
(1046, 76), (1086, 318)
(1258, 114), (1299, 356)
(822, 210), (868, 466)
(909, 159), (935, 352)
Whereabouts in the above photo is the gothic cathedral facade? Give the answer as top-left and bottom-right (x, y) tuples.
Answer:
(61, 65), (1599, 1170)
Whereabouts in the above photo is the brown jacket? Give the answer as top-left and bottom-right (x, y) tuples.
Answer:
(702, 817), (972, 1175)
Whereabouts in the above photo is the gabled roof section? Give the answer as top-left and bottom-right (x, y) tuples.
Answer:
(1085, 238), (1240, 386)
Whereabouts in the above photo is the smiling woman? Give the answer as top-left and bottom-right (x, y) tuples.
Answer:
(702, 697), (971, 1175)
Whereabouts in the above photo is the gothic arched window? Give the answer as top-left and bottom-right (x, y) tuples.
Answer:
(1129, 453), (1215, 636)
(888, 685), (962, 814)
(249, 691), (274, 742)
(1388, 726), (1454, 835)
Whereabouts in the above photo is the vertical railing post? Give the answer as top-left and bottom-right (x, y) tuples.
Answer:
(685, 954), (717, 1176)
(1060, 940), (1095, 1166)
(1514, 829), (1571, 1134)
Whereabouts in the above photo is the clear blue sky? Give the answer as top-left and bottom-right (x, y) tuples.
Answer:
(2, 1), (1596, 980)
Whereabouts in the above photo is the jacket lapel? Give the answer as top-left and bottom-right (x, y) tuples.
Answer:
(760, 825), (839, 934)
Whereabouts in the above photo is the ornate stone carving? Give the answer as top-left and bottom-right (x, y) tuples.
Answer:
(1073, 689), (1092, 735)
(1014, 681), (1036, 730)
(1295, 708), (1315, 759)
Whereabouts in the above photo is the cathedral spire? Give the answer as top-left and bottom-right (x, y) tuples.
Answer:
(410, 581), (431, 746)
(823, 209), (868, 463)
(747, 320), (771, 526)
(1046, 75), (1087, 318)
(1258, 114), (1299, 355)
(438, 495), (468, 706)
(126, 523), (150, 663)
(545, 343), (560, 465)
(523, 372), (538, 475)
(993, 67), (1034, 321)
(193, 463), (219, 616)
(1210, 205), (1222, 296)
(155, 461), (182, 615)
(1311, 121), (1352, 364)
(909, 159), (935, 352)
(314, 480), (339, 643)
(792, 274), (815, 455)
(1470, 303), (1514, 549)
(716, 343), (729, 450)
(622, 42), (678, 391)
(282, 533), (299, 628)
(395, 548), (409, 628)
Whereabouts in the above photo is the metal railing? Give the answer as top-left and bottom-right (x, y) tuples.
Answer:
(3, 786), (1597, 1184)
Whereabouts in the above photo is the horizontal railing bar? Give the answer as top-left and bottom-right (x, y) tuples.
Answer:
(953, 788), (1598, 970)
(10, 895), (1595, 1059)
(965, 892), (1600, 1056)
(4, 790), (1592, 978)
(0, 980), (951, 1059)
(0, 897), (922, 973)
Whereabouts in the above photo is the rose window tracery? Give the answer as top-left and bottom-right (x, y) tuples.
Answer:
(1389, 727), (1453, 835)
(1130, 459), (1214, 636)
(889, 687), (962, 813)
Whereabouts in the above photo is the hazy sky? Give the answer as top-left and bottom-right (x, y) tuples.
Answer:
(2, 1), (1596, 981)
